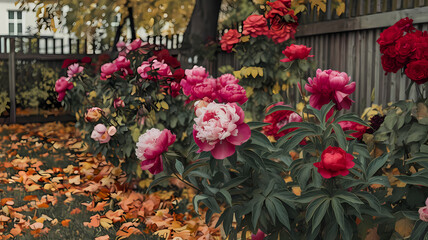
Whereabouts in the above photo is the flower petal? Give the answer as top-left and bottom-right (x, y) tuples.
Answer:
(211, 141), (236, 159)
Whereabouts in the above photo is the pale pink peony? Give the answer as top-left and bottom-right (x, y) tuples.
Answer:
(193, 102), (251, 159)
(135, 128), (176, 175)
(116, 41), (126, 51)
(419, 198), (428, 222)
(55, 77), (74, 102)
(67, 63), (84, 78)
(137, 60), (171, 81)
(91, 124), (111, 144)
(305, 69), (356, 110)
(181, 66), (209, 95)
(107, 126), (117, 136)
(100, 63), (119, 80)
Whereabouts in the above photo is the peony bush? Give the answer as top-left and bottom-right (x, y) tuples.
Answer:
(58, 16), (428, 240)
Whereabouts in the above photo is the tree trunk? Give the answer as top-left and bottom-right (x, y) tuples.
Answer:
(128, 6), (136, 40)
(182, 0), (222, 50)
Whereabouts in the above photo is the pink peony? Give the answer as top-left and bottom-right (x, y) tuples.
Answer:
(313, 146), (355, 179)
(67, 63), (84, 78)
(419, 198), (428, 222)
(191, 79), (218, 101)
(217, 84), (248, 105)
(113, 98), (125, 108)
(305, 69), (356, 110)
(136, 128), (176, 175)
(114, 56), (133, 77)
(100, 63), (119, 80)
(55, 77), (74, 102)
(91, 124), (111, 144)
(116, 41), (126, 51)
(193, 102), (251, 159)
(127, 38), (143, 51)
(280, 44), (314, 62)
(216, 73), (239, 88)
(251, 230), (265, 240)
(181, 66), (209, 95)
(137, 60), (171, 81)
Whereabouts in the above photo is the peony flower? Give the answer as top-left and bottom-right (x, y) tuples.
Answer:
(137, 60), (171, 81)
(85, 107), (103, 122)
(405, 59), (428, 84)
(154, 49), (181, 69)
(251, 230), (265, 240)
(100, 63), (119, 80)
(242, 15), (269, 38)
(170, 82), (181, 98)
(136, 128), (176, 175)
(393, 17), (415, 32)
(91, 124), (111, 144)
(266, 1), (289, 19)
(116, 41), (126, 51)
(263, 102), (303, 140)
(419, 198), (428, 222)
(338, 121), (369, 140)
(55, 77), (74, 102)
(107, 126), (117, 136)
(280, 44), (314, 62)
(305, 69), (356, 110)
(193, 102), (251, 159)
(381, 55), (403, 73)
(216, 73), (239, 88)
(377, 25), (403, 46)
(220, 29), (241, 53)
(313, 146), (355, 179)
(127, 38), (143, 51)
(173, 68), (186, 82)
(190, 78), (218, 101)
(113, 98), (125, 108)
(67, 63), (84, 78)
(114, 56), (133, 77)
(62, 59), (78, 69)
(269, 12), (298, 44)
(181, 66), (209, 96)
(217, 84), (248, 105)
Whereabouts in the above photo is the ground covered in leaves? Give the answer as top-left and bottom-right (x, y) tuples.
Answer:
(0, 122), (221, 240)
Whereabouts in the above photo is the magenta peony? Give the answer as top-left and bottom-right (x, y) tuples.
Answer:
(113, 98), (125, 109)
(91, 124), (111, 144)
(181, 66), (209, 96)
(100, 63), (119, 80)
(313, 146), (355, 179)
(217, 84), (248, 105)
(305, 69), (356, 110)
(55, 77), (74, 102)
(193, 102), (251, 159)
(126, 38), (143, 52)
(67, 63), (84, 78)
(251, 230), (265, 240)
(135, 128), (176, 175)
(419, 198), (428, 222)
(114, 56), (133, 77)
(280, 44), (314, 62)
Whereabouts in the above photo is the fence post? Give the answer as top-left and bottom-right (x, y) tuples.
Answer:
(8, 38), (16, 124)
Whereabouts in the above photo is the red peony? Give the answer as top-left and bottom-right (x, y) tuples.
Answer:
(405, 59), (428, 84)
(381, 55), (403, 73)
(268, 10), (298, 43)
(263, 102), (303, 140)
(242, 15), (269, 38)
(266, 1), (289, 19)
(393, 17), (415, 32)
(377, 25), (403, 46)
(305, 69), (356, 111)
(338, 121), (369, 140)
(313, 146), (355, 179)
(280, 44), (314, 62)
(220, 29), (241, 53)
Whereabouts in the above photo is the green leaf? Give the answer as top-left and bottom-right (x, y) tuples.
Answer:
(182, 161), (209, 178)
(265, 198), (277, 225)
(410, 220), (428, 240)
(306, 197), (328, 222)
(218, 189), (232, 206)
(296, 190), (328, 204)
(175, 159), (185, 175)
(356, 192), (382, 213)
(331, 123), (347, 149)
(278, 122), (320, 135)
(366, 154), (388, 178)
(146, 175), (172, 193)
(266, 105), (296, 116)
(383, 114), (398, 130)
(272, 197), (291, 229)
(406, 123), (428, 144)
(187, 170), (212, 179)
(335, 191), (364, 205)
(331, 198), (345, 232)
(193, 195), (208, 214)
(250, 130), (276, 152)
(396, 173), (428, 187)
(277, 129), (314, 149)
(222, 176), (249, 190)
(252, 199), (264, 229)
(247, 121), (271, 130)
(312, 199), (330, 232)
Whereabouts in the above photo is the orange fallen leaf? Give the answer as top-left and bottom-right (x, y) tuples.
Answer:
(84, 214), (100, 228)
(82, 201), (107, 212)
(70, 208), (81, 215)
(1, 198), (14, 206)
(10, 225), (21, 236)
(95, 235), (110, 240)
(29, 222), (43, 230)
(23, 195), (38, 201)
(61, 219), (71, 227)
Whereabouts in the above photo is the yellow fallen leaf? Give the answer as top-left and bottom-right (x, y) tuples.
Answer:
(100, 218), (113, 230)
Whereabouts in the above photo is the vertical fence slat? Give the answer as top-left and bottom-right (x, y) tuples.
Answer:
(8, 38), (16, 123)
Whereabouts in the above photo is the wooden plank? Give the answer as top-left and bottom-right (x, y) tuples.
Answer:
(8, 38), (16, 124)
(295, 6), (428, 37)
(366, 30), (374, 107)
(373, 29), (381, 104)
